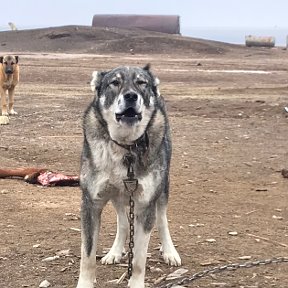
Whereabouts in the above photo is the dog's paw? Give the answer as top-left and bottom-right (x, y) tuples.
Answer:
(128, 278), (144, 288)
(101, 251), (122, 265)
(0, 115), (9, 125)
(2, 111), (8, 116)
(76, 280), (94, 288)
(162, 250), (182, 266)
(9, 109), (18, 115)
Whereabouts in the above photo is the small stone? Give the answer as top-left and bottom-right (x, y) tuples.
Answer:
(206, 238), (216, 243)
(281, 169), (288, 178)
(272, 215), (283, 220)
(56, 249), (70, 256)
(150, 267), (164, 273)
(211, 283), (227, 287)
(209, 189), (217, 193)
(69, 227), (81, 232)
(188, 223), (204, 228)
(42, 255), (60, 262)
(39, 280), (50, 288)
(228, 231), (238, 236)
(238, 255), (252, 260)
(166, 268), (189, 280)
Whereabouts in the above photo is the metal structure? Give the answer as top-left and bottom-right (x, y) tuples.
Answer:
(245, 35), (275, 47)
(92, 14), (180, 34)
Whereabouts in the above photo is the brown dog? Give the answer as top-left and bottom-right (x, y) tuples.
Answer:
(0, 55), (19, 116)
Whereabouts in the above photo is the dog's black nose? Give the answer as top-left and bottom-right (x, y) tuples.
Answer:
(5, 69), (13, 74)
(124, 92), (138, 102)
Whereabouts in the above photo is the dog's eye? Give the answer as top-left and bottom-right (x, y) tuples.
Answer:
(110, 79), (120, 87)
(11, 62), (14, 65)
(136, 80), (148, 86)
(3, 62), (8, 65)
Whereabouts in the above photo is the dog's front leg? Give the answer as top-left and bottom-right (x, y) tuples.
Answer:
(8, 87), (17, 115)
(101, 198), (128, 264)
(128, 202), (156, 288)
(156, 200), (181, 266)
(77, 192), (105, 288)
(0, 87), (8, 116)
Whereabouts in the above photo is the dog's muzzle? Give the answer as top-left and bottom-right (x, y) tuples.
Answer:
(5, 69), (13, 75)
(115, 92), (142, 124)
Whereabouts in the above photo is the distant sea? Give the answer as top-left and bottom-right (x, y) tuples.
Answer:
(1, 25), (288, 47)
(182, 27), (288, 47)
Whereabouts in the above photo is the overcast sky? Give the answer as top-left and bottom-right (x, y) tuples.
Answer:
(1, 0), (287, 30)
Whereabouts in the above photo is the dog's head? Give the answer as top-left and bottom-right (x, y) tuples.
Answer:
(91, 64), (160, 144)
(0, 55), (19, 75)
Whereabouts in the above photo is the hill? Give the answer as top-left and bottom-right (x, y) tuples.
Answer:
(0, 25), (247, 55)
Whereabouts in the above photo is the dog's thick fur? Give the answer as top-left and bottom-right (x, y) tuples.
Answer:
(0, 55), (19, 116)
(77, 65), (181, 288)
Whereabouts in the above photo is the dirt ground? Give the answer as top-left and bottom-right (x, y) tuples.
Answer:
(1, 34), (288, 288)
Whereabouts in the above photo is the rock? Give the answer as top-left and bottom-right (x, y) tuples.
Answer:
(42, 255), (60, 262)
(228, 231), (238, 236)
(272, 215), (283, 220)
(166, 268), (189, 280)
(56, 249), (70, 256)
(150, 267), (164, 273)
(69, 227), (81, 232)
(39, 280), (50, 288)
(238, 255), (252, 260)
(281, 169), (288, 178)
(206, 238), (216, 243)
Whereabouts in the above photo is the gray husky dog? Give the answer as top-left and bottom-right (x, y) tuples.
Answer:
(77, 65), (181, 288)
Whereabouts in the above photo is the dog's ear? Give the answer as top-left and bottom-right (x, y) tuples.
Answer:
(15, 56), (19, 63)
(154, 77), (161, 97)
(143, 63), (151, 71)
(90, 71), (106, 93)
(143, 64), (161, 97)
(0, 57), (3, 64)
(154, 77), (160, 87)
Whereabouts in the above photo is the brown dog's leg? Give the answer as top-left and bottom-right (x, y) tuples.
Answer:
(8, 87), (17, 115)
(0, 87), (8, 116)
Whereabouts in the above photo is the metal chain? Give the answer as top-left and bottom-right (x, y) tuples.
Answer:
(127, 194), (135, 278)
(157, 257), (288, 288)
(123, 152), (138, 279)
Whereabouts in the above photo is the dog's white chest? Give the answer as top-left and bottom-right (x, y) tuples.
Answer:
(90, 141), (161, 203)
(91, 141), (128, 185)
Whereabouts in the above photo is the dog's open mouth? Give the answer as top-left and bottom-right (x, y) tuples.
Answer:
(115, 107), (142, 122)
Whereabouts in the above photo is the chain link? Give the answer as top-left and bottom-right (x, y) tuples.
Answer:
(123, 151), (138, 279)
(157, 257), (288, 288)
(127, 194), (135, 278)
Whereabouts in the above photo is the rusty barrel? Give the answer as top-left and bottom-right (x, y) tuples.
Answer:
(92, 14), (180, 34)
(245, 35), (275, 47)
